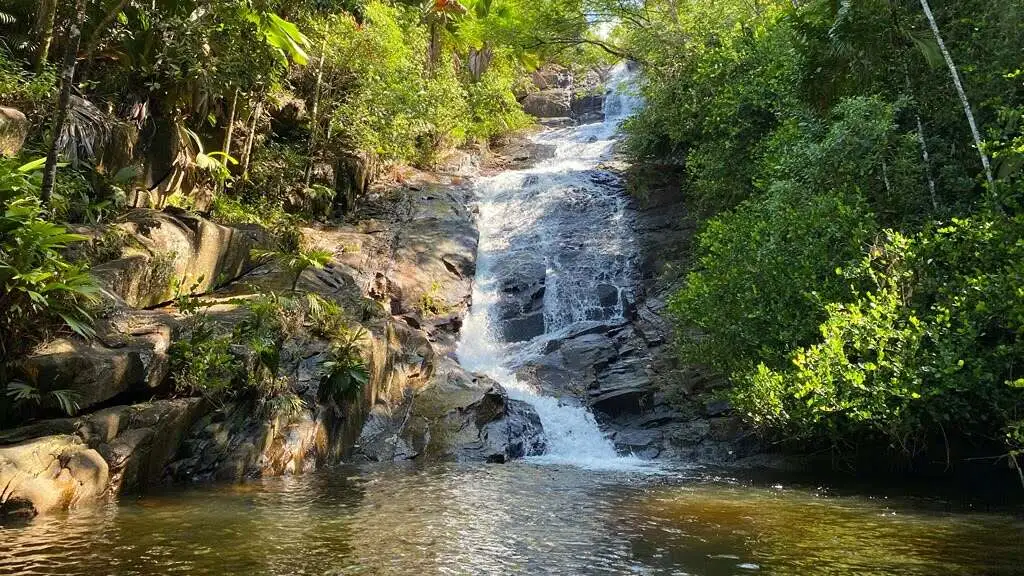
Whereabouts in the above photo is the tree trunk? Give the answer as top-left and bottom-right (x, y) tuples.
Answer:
(240, 98), (264, 181)
(304, 39), (327, 187)
(918, 0), (995, 191)
(427, 19), (441, 75)
(467, 43), (493, 83)
(223, 88), (238, 155)
(34, 0), (59, 72)
(41, 0), (86, 209)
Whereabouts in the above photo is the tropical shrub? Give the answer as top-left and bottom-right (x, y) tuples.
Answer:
(0, 159), (98, 360)
(738, 215), (1024, 457)
(168, 287), (238, 398)
(319, 327), (369, 407)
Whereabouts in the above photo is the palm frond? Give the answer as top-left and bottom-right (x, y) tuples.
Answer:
(56, 96), (110, 167)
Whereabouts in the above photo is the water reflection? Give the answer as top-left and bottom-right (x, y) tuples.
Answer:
(1, 463), (1021, 575)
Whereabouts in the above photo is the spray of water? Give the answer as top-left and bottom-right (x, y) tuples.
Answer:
(457, 63), (653, 471)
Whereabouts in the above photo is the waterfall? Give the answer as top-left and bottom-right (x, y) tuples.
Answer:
(457, 63), (650, 470)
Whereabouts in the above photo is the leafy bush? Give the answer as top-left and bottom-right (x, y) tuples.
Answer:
(319, 328), (369, 407)
(0, 159), (98, 359)
(168, 287), (238, 398)
(464, 52), (532, 140)
(736, 215), (1024, 456)
(670, 184), (875, 376)
(251, 243), (333, 292)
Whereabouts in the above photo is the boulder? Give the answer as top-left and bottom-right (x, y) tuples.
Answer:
(0, 435), (109, 519)
(560, 333), (617, 370)
(530, 65), (572, 90)
(0, 107), (28, 157)
(166, 400), (331, 483)
(18, 310), (176, 412)
(355, 359), (546, 463)
(522, 89), (572, 118)
(335, 151), (378, 213)
(84, 398), (208, 494)
(446, 385), (547, 463)
(571, 94), (605, 123)
(92, 208), (268, 309)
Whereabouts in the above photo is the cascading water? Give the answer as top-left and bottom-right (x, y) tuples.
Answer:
(457, 62), (649, 470)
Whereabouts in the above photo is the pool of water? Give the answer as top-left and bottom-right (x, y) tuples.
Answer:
(2, 462), (1021, 575)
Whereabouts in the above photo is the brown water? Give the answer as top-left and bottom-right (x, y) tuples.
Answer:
(1, 463), (1022, 575)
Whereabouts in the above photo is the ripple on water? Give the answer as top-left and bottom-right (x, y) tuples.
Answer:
(1, 463), (1022, 576)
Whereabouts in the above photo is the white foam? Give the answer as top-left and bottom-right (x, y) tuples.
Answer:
(456, 63), (654, 472)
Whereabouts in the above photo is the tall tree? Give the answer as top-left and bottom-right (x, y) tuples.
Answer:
(918, 0), (995, 191)
(40, 0), (87, 208)
(34, 0), (58, 72)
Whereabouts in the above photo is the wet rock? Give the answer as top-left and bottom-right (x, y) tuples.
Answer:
(522, 89), (571, 118)
(355, 359), (545, 463)
(85, 398), (208, 494)
(614, 428), (662, 458)
(167, 400), (329, 482)
(0, 107), (29, 157)
(668, 420), (711, 447)
(560, 333), (617, 370)
(591, 386), (652, 417)
(707, 416), (744, 442)
(596, 283), (620, 308)
(0, 435), (109, 519)
(571, 94), (605, 123)
(449, 385), (547, 463)
(538, 117), (574, 129)
(704, 399), (733, 417)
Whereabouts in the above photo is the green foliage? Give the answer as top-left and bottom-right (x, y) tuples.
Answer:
(319, 328), (369, 407)
(4, 381), (81, 423)
(0, 53), (56, 122)
(625, 0), (1024, 464)
(168, 284), (238, 398)
(416, 280), (453, 317)
(251, 243), (333, 292)
(739, 216), (1024, 454)
(305, 293), (350, 338)
(464, 51), (532, 139)
(312, 2), (529, 167)
(671, 185), (875, 376)
(0, 159), (98, 359)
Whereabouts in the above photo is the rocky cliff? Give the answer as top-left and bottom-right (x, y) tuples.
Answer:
(0, 162), (547, 520)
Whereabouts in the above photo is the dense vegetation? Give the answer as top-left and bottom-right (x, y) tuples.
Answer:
(3, 0), (1021, 479)
(614, 0), (1023, 470)
(0, 0), (602, 423)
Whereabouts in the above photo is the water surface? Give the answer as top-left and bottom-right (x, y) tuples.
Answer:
(2, 463), (1021, 575)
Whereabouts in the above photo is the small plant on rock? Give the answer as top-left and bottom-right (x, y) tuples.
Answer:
(168, 278), (238, 399)
(251, 244), (333, 292)
(319, 327), (369, 408)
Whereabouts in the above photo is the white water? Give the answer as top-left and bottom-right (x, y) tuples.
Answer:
(457, 63), (651, 471)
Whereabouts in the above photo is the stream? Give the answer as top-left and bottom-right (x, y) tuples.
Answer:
(2, 65), (1022, 575)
